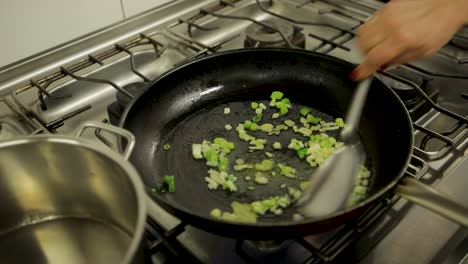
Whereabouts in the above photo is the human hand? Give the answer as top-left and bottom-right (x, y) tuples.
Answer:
(351, 0), (468, 80)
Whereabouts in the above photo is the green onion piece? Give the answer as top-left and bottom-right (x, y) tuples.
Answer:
(250, 123), (258, 131)
(233, 163), (253, 171)
(272, 113), (280, 119)
(249, 138), (267, 151)
(300, 107), (311, 116)
(260, 123), (274, 133)
(192, 144), (203, 159)
(280, 183), (287, 188)
(297, 148), (308, 159)
(244, 176), (251, 181)
(265, 152), (274, 158)
(251, 102), (259, 109)
(218, 155), (229, 172)
(335, 117), (345, 128)
(247, 186), (255, 191)
(225, 124), (233, 130)
(284, 119), (295, 127)
(224, 107), (231, 114)
(255, 159), (274, 171)
(254, 172), (269, 184)
(252, 114), (263, 123)
(210, 208), (222, 218)
(244, 120), (253, 129)
(259, 103), (267, 110)
(281, 98), (291, 108)
(235, 158), (245, 165)
(163, 144), (171, 150)
(255, 108), (263, 115)
(273, 142), (282, 150)
(204, 149), (218, 167)
(278, 164), (296, 178)
(306, 114), (322, 124)
(271, 91), (284, 100)
(162, 175), (175, 192)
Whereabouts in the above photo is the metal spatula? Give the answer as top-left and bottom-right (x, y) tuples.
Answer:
(296, 77), (373, 218)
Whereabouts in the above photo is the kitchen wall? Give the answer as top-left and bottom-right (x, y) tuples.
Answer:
(0, 0), (173, 68)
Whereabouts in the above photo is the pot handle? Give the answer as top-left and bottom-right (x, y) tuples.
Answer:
(75, 121), (135, 160)
(395, 176), (468, 226)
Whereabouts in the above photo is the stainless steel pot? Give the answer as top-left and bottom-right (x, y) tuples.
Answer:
(0, 122), (147, 264)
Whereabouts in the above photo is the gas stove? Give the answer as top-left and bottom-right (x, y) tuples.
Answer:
(0, 0), (467, 263)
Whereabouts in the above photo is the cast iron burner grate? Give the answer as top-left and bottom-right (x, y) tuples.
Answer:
(244, 19), (305, 48)
(381, 67), (439, 120)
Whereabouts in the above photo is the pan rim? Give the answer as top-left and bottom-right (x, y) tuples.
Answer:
(120, 47), (414, 229)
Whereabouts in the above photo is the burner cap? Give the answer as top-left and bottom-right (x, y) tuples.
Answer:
(244, 20), (305, 48)
(385, 68), (424, 105)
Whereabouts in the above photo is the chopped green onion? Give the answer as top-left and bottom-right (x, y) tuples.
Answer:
(235, 159), (245, 165)
(259, 103), (267, 110)
(306, 114), (321, 124)
(265, 152), (274, 158)
(273, 142), (282, 150)
(247, 186), (255, 191)
(224, 124), (233, 130)
(244, 176), (252, 181)
(163, 144), (171, 150)
(284, 119), (295, 127)
(255, 108), (263, 115)
(251, 102), (259, 109)
(192, 144), (203, 159)
(250, 123), (258, 131)
(271, 91), (284, 100)
(260, 123), (274, 133)
(272, 113), (280, 119)
(255, 159), (274, 171)
(233, 163), (253, 171)
(280, 183), (287, 188)
(300, 107), (311, 116)
(288, 187), (302, 200)
(278, 163), (296, 178)
(252, 114), (263, 123)
(297, 148), (308, 159)
(249, 138), (267, 151)
(210, 208), (222, 218)
(224, 107), (231, 114)
(218, 155), (229, 172)
(221, 202), (258, 223)
(254, 172), (269, 184)
(161, 175), (175, 193)
(335, 117), (345, 128)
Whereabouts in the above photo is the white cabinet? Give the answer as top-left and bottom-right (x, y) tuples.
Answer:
(121, 0), (173, 18)
(0, 0), (123, 68)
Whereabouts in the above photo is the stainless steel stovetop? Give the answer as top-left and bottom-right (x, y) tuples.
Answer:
(0, 0), (467, 263)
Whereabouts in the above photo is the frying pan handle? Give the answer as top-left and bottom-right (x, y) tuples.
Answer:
(396, 176), (468, 226)
(75, 121), (136, 160)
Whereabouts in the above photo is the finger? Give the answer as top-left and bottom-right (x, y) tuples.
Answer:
(357, 12), (386, 53)
(352, 35), (410, 80)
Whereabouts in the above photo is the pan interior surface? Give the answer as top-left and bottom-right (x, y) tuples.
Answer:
(123, 48), (413, 229)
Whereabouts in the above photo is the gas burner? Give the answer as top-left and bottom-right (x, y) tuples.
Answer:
(235, 239), (292, 261)
(108, 82), (148, 125)
(381, 67), (439, 120)
(244, 19), (305, 48)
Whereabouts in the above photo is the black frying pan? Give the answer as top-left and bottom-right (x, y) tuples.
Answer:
(120, 48), (468, 239)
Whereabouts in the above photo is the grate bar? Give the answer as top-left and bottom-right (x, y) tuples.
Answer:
(60, 67), (134, 98)
(200, 8), (293, 47)
(256, 0), (356, 35)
